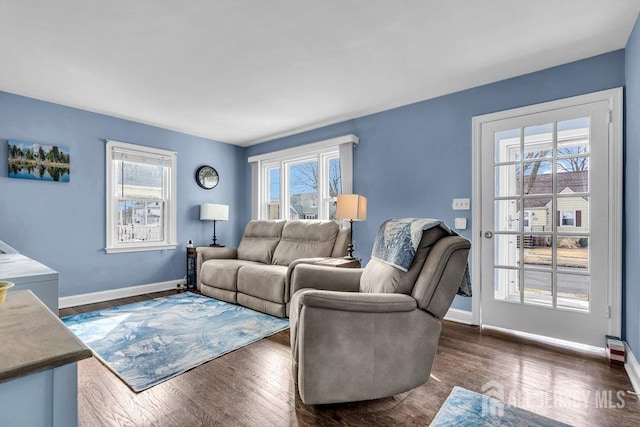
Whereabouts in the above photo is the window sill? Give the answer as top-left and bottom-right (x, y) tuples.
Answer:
(105, 244), (178, 254)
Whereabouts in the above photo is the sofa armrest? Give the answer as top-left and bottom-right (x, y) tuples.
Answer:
(287, 257), (334, 269)
(294, 290), (417, 313)
(197, 246), (238, 262)
(196, 246), (238, 288)
(289, 263), (363, 296)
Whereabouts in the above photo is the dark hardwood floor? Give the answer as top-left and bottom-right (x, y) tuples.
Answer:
(60, 291), (640, 426)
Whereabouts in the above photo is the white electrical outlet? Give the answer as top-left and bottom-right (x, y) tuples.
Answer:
(452, 198), (470, 210)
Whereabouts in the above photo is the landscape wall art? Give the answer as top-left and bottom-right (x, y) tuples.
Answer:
(8, 140), (70, 182)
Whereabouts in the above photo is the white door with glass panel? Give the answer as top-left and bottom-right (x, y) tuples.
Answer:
(479, 93), (620, 347)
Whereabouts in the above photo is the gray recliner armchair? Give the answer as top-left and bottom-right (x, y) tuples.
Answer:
(289, 224), (471, 405)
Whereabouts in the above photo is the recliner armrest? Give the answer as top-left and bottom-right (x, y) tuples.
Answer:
(289, 288), (440, 405)
(295, 289), (417, 313)
(289, 263), (363, 296)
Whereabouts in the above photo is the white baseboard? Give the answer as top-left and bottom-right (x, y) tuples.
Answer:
(625, 342), (640, 394)
(443, 308), (473, 325)
(59, 279), (185, 309)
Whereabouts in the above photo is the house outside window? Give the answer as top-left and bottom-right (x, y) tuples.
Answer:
(106, 140), (177, 253)
(249, 135), (357, 221)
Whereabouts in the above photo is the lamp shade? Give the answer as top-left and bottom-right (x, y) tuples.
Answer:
(336, 194), (367, 221)
(200, 203), (229, 221)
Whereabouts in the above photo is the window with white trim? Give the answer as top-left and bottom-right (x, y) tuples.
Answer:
(560, 210), (575, 227)
(249, 135), (357, 221)
(557, 209), (582, 228)
(106, 140), (177, 253)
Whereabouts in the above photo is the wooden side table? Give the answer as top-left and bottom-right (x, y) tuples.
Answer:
(314, 258), (361, 268)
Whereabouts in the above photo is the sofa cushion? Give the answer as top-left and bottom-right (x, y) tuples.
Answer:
(237, 220), (286, 264)
(272, 221), (339, 266)
(200, 259), (263, 291)
(237, 264), (289, 303)
(360, 227), (448, 294)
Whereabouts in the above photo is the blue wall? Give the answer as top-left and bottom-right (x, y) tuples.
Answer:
(625, 15), (640, 356)
(0, 91), (242, 298)
(0, 48), (630, 318)
(244, 50), (625, 311)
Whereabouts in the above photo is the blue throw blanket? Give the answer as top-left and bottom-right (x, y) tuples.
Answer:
(371, 218), (472, 296)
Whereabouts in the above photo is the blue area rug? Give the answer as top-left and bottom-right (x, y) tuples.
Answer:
(430, 387), (570, 427)
(62, 292), (289, 392)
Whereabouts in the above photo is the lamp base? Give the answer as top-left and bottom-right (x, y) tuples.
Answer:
(345, 236), (355, 260)
(209, 220), (225, 247)
(343, 255), (356, 260)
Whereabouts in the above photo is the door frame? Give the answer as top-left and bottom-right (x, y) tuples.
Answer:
(471, 88), (623, 340)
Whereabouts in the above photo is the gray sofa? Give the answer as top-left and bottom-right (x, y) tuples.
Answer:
(289, 226), (471, 404)
(197, 220), (349, 317)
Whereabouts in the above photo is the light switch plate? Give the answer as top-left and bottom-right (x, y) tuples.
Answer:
(454, 218), (467, 229)
(452, 198), (470, 210)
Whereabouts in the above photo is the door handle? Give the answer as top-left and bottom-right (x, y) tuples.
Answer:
(484, 231), (493, 238)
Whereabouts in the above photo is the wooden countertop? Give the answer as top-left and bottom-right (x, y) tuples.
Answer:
(0, 290), (92, 383)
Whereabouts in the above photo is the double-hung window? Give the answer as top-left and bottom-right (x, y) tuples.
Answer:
(249, 135), (358, 221)
(106, 140), (177, 253)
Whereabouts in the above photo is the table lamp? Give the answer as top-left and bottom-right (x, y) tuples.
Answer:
(200, 203), (229, 247)
(336, 194), (367, 259)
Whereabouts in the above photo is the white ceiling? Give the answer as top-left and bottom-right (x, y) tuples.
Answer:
(1, 1), (639, 147)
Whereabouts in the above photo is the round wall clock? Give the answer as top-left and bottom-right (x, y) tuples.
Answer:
(195, 165), (219, 189)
